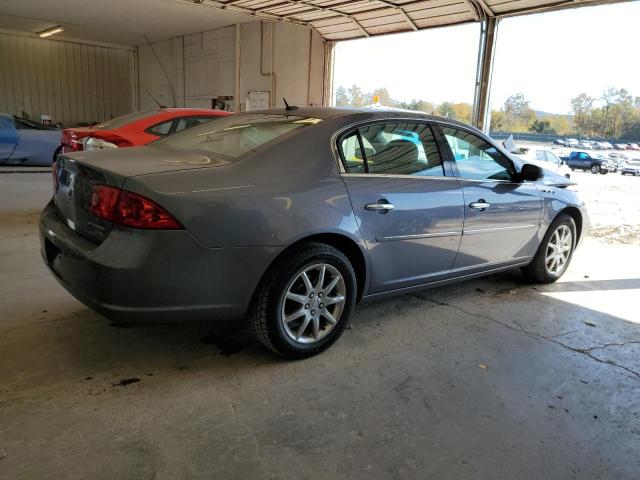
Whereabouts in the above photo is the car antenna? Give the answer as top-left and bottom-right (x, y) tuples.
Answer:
(146, 89), (167, 109)
(283, 98), (297, 111)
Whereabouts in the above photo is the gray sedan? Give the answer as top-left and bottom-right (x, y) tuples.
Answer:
(40, 108), (589, 358)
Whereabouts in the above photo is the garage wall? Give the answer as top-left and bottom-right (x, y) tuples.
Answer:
(137, 21), (327, 112)
(137, 37), (182, 110)
(239, 22), (326, 109)
(0, 32), (135, 126)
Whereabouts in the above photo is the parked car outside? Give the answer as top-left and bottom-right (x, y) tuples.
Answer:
(42, 108), (588, 358)
(578, 141), (594, 150)
(564, 151), (609, 174)
(600, 141), (613, 150)
(627, 143), (640, 151)
(60, 108), (231, 153)
(0, 113), (61, 166)
(552, 138), (566, 146)
(565, 138), (579, 148)
(614, 143), (628, 150)
(620, 159), (640, 176)
(515, 146), (572, 178)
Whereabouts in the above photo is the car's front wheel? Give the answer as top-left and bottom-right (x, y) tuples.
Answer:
(522, 214), (576, 284)
(249, 242), (357, 358)
(590, 165), (600, 174)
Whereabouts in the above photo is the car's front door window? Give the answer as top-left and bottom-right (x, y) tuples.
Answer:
(348, 122), (444, 176)
(442, 127), (515, 181)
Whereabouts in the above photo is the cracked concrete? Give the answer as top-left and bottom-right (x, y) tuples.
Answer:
(408, 293), (640, 379)
(1, 173), (640, 479)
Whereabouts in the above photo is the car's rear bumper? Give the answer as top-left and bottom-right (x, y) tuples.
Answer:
(40, 201), (279, 324)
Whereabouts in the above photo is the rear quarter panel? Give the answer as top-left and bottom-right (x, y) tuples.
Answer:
(123, 119), (366, 251)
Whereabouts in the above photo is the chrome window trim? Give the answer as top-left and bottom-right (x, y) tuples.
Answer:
(330, 116), (451, 176)
(330, 116), (518, 182)
(340, 172), (458, 182)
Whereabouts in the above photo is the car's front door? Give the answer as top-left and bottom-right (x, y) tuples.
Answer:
(338, 121), (464, 294)
(437, 125), (542, 272)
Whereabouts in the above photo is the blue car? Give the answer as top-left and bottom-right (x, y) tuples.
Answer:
(0, 113), (61, 166)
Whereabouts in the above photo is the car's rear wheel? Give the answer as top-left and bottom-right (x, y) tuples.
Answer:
(249, 242), (357, 358)
(522, 214), (576, 284)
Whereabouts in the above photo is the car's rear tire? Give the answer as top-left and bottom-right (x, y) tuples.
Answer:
(522, 214), (576, 284)
(249, 242), (357, 359)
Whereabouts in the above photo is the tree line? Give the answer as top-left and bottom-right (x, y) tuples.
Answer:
(334, 85), (640, 140)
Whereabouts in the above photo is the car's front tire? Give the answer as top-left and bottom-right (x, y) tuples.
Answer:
(249, 242), (357, 359)
(522, 214), (576, 284)
(590, 165), (600, 174)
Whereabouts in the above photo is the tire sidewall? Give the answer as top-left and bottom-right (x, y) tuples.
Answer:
(266, 246), (357, 357)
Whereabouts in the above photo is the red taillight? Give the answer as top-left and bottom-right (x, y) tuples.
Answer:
(61, 130), (86, 152)
(89, 185), (183, 230)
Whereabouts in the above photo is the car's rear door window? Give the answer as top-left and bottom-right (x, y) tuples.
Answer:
(339, 121), (444, 176)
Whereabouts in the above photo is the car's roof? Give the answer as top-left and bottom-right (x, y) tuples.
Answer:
(246, 106), (473, 129)
(159, 108), (230, 115)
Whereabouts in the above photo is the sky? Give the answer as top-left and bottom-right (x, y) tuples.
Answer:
(333, 1), (640, 115)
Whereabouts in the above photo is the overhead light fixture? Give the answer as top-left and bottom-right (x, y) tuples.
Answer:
(39, 26), (64, 38)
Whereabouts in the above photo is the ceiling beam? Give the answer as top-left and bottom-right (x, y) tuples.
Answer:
(251, 0), (371, 37)
(461, 0), (482, 20)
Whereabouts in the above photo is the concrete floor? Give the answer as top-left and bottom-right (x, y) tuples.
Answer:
(1, 172), (639, 480)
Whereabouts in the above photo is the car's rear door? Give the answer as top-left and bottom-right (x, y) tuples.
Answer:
(436, 125), (542, 272)
(338, 120), (464, 294)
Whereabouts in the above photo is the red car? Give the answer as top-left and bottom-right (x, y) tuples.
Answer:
(61, 108), (231, 153)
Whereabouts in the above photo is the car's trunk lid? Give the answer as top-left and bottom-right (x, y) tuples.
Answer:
(53, 146), (230, 243)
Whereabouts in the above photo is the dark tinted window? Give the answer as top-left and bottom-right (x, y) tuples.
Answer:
(148, 120), (173, 136)
(443, 127), (515, 181)
(155, 113), (321, 159)
(175, 116), (217, 132)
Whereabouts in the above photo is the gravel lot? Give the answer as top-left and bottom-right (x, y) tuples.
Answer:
(566, 169), (640, 245)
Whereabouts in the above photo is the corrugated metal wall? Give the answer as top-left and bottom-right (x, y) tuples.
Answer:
(0, 33), (135, 126)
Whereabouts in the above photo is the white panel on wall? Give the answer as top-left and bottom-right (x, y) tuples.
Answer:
(0, 33), (134, 126)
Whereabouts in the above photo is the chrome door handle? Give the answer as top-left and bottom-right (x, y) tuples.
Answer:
(469, 201), (491, 210)
(365, 202), (395, 212)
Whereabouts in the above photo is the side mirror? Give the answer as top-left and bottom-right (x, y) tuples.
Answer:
(518, 163), (542, 182)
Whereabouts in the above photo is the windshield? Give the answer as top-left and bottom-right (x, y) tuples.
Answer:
(94, 110), (159, 129)
(155, 113), (322, 159)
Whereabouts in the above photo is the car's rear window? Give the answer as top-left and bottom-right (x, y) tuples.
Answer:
(94, 110), (159, 129)
(154, 113), (321, 159)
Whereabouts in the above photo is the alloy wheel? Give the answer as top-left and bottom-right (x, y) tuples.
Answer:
(280, 263), (346, 344)
(545, 225), (572, 276)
